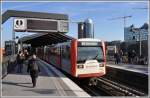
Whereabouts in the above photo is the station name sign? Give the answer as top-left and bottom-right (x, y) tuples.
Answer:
(14, 18), (69, 33)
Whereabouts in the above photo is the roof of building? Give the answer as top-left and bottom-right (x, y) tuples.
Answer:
(140, 23), (148, 30)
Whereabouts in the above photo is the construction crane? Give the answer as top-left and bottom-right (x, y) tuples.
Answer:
(132, 7), (148, 10)
(108, 15), (132, 28)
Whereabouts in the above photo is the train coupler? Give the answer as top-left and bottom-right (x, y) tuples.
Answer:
(88, 78), (98, 86)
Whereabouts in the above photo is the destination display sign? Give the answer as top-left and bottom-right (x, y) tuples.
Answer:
(14, 18), (69, 33)
(27, 19), (58, 32)
(78, 42), (101, 46)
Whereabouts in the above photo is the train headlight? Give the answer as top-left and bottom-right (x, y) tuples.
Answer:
(99, 63), (104, 67)
(77, 65), (84, 69)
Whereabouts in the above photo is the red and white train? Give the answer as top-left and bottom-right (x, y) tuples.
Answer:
(36, 38), (106, 84)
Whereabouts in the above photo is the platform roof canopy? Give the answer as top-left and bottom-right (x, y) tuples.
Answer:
(2, 10), (68, 24)
(18, 33), (74, 47)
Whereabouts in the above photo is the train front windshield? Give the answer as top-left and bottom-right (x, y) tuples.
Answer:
(77, 46), (104, 63)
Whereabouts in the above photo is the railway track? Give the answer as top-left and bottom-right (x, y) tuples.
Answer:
(96, 77), (146, 96)
(79, 77), (147, 96)
(81, 84), (109, 96)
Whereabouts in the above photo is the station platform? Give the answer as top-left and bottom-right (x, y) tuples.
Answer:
(2, 59), (90, 97)
(107, 62), (148, 75)
(106, 62), (148, 93)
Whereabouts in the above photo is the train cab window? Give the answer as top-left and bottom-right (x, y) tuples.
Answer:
(77, 46), (104, 63)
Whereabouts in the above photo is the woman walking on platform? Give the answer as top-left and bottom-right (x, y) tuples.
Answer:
(27, 54), (40, 87)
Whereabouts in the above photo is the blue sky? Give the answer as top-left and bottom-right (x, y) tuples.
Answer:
(1, 1), (149, 47)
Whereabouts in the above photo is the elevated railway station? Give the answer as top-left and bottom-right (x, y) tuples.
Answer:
(1, 10), (149, 97)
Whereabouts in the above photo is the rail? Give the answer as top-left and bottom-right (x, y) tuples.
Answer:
(97, 77), (146, 96)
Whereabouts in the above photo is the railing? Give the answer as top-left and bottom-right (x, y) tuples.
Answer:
(106, 55), (148, 65)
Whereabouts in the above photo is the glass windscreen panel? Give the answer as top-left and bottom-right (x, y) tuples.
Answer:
(77, 46), (104, 63)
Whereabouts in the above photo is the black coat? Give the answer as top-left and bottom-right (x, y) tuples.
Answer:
(27, 59), (40, 77)
(16, 54), (24, 64)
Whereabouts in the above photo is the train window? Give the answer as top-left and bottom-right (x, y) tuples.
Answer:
(77, 46), (104, 63)
(62, 45), (70, 59)
(56, 47), (61, 55)
(52, 48), (57, 55)
(61, 45), (65, 58)
(66, 45), (70, 58)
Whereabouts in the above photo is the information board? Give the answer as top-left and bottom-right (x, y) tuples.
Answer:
(14, 18), (69, 33)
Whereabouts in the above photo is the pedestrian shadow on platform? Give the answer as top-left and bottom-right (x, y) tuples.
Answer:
(7, 72), (51, 78)
(24, 88), (81, 95)
(9, 65), (51, 77)
(2, 81), (33, 88)
(24, 89), (56, 94)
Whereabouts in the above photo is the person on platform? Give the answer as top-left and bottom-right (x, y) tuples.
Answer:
(131, 50), (136, 64)
(16, 50), (25, 73)
(114, 51), (120, 64)
(27, 54), (40, 87)
(24, 49), (29, 60)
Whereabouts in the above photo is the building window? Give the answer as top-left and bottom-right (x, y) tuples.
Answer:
(132, 36), (136, 40)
